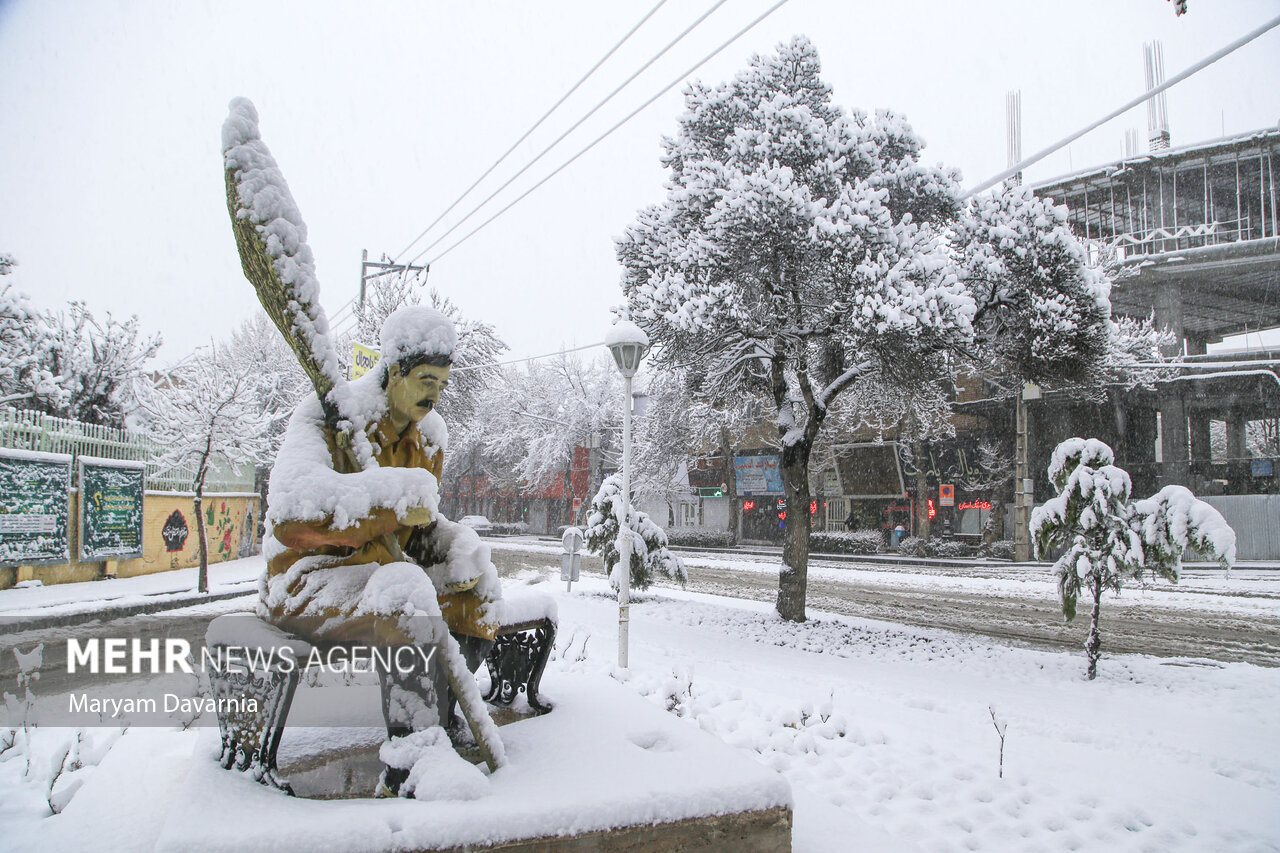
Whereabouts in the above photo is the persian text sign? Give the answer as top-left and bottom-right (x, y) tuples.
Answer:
(79, 457), (146, 561)
(734, 455), (783, 495)
(0, 449), (72, 567)
(350, 343), (382, 380)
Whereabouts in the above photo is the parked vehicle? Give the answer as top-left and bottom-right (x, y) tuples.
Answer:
(458, 515), (493, 535)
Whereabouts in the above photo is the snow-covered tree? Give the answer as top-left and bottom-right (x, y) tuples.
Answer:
(480, 354), (618, 510)
(222, 311), (310, 463)
(630, 370), (696, 519)
(584, 473), (687, 591)
(342, 267), (508, 495)
(1031, 437), (1235, 679)
(39, 302), (162, 428)
(0, 283), (65, 412)
(426, 290), (506, 455)
(0, 264), (160, 426)
(618, 37), (1110, 621)
(955, 186), (1111, 389)
(136, 348), (274, 592)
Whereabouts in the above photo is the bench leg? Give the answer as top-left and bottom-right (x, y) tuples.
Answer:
(208, 659), (299, 795)
(484, 620), (556, 714)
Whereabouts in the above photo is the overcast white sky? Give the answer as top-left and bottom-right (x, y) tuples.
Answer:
(1, 0), (1277, 366)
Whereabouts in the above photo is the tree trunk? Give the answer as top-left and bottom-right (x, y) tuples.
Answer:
(1085, 574), (1104, 680)
(194, 480), (208, 594)
(776, 439), (812, 622)
(195, 443), (212, 594)
(720, 427), (739, 545)
(913, 439), (931, 540)
(564, 468), (574, 529)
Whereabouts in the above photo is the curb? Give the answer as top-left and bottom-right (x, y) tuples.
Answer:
(0, 586), (257, 634)
(665, 543), (1034, 571)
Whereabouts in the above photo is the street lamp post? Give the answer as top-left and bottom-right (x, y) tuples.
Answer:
(605, 319), (648, 669)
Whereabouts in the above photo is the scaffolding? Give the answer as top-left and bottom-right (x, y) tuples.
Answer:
(1036, 128), (1279, 260)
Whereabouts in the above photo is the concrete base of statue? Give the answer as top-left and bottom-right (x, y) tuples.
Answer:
(42, 673), (792, 853)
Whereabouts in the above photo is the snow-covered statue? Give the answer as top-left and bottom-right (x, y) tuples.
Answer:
(259, 305), (503, 795)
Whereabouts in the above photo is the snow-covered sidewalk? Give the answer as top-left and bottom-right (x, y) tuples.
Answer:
(0, 558), (263, 628)
(5, 563), (1278, 852)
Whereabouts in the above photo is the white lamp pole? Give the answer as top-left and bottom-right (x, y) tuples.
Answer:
(605, 319), (648, 669)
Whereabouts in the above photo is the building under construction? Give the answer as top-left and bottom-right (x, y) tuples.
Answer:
(1016, 124), (1280, 557)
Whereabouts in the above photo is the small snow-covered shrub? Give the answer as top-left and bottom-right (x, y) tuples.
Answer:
(585, 475), (687, 590)
(897, 536), (925, 556)
(665, 529), (735, 549)
(490, 522), (528, 536)
(896, 537), (971, 558)
(1031, 436), (1235, 679)
(810, 531), (883, 555)
(979, 540), (1016, 561)
(928, 540), (971, 559)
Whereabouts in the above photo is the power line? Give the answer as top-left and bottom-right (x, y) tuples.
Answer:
(404, 0), (736, 268)
(424, 0), (792, 266)
(965, 13), (1280, 198)
(391, 0), (670, 265)
(452, 340), (607, 374)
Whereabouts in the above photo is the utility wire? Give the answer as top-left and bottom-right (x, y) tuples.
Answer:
(424, 0), (792, 266)
(452, 340), (606, 373)
(965, 13), (1280, 198)
(391, 0), (670, 265)
(404, 0), (736, 267)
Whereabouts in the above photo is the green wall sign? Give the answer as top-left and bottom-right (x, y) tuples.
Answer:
(0, 449), (72, 567)
(79, 457), (146, 562)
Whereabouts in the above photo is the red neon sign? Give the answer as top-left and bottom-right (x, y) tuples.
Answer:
(927, 499), (936, 520)
(958, 500), (992, 511)
(809, 501), (817, 515)
(779, 512), (787, 521)
(743, 500), (756, 512)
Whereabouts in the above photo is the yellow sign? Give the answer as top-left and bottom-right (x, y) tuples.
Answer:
(350, 343), (382, 380)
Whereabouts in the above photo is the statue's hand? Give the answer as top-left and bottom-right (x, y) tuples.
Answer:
(445, 576), (479, 593)
(400, 506), (434, 527)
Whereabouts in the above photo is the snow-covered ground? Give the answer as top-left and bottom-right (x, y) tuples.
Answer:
(2, 551), (1279, 851)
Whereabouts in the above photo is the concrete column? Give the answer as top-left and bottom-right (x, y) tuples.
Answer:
(1189, 411), (1213, 464)
(1226, 415), (1248, 461)
(1152, 279), (1185, 357)
(1158, 390), (1190, 486)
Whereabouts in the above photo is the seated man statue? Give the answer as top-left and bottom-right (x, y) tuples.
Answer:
(258, 305), (501, 795)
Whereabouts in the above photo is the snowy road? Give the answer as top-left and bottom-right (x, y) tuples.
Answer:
(5, 542), (1278, 696)
(489, 541), (1280, 667)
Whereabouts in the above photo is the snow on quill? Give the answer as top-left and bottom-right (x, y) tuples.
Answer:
(220, 97), (364, 458)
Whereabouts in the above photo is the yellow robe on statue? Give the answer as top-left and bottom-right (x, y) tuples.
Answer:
(265, 414), (497, 645)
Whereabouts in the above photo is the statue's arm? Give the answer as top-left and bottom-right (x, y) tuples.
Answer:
(267, 400), (436, 553)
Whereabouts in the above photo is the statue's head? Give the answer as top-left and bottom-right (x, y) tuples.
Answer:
(379, 306), (456, 428)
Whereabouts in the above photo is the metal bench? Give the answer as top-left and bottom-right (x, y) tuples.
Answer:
(204, 595), (557, 794)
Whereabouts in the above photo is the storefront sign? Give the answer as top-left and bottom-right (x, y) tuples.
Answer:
(0, 449), (72, 567)
(79, 457), (146, 562)
(350, 342), (382, 380)
(734, 455), (783, 495)
(831, 442), (904, 498)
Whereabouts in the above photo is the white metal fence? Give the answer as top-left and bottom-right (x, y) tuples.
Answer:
(0, 407), (255, 493)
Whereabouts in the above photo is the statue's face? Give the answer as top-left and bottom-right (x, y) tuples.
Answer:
(387, 362), (451, 426)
